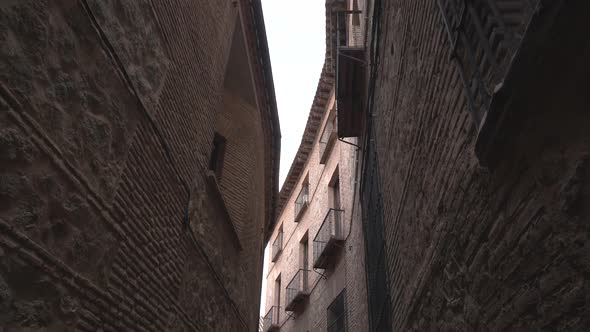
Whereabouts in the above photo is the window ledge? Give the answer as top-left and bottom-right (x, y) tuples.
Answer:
(205, 170), (243, 250)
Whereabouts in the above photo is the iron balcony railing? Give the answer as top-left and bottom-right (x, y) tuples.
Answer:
(319, 114), (338, 164)
(271, 230), (283, 262)
(263, 306), (280, 332)
(285, 269), (310, 312)
(437, 0), (540, 127)
(313, 209), (345, 269)
(294, 185), (309, 221)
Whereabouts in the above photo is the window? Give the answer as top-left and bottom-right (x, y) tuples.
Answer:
(208, 133), (226, 179)
(327, 289), (347, 332)
(330, 173), (342, 236)
(300, 232), (309, 291)
(294, 175), (309, 221)
(319, 110), (338, 164)
(330, 168), (341, 210)
(272, 224), (283, 262)
(275, 275), (281, 307)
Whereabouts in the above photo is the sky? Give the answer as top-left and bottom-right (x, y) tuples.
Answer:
(259, 0), (326, 317)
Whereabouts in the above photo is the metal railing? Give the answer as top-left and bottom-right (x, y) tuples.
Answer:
(271, 230), (283, 262)
(285, 269), (310, 312)
(313, 209), (345, 268)
(320, 114), (337, 164)
(437, 0), (540, 126)
(263, 306), (280, 332)
(294, 185), (309, 221)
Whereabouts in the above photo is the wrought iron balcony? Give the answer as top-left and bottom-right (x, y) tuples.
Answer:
(313, 209), (345, 269)
(271, 230), (283, 262)
(436, 0), (540, 127)
(285, 269), (310, 312)
(319, 113), (338, 164)
(263, 306), (280, 332)
(294, 185), (309, 222)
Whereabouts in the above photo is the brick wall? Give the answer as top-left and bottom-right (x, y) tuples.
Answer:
(265, 92), (369, 331)
(0, 1), (275, 331)
(368, 0), (590, 330)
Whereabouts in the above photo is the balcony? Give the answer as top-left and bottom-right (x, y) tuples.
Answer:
(263, 306), (280, 332)
(313, 209), (345, 269)
(436, 0), (554, 167)
(271, 230), (283, 262)
(319, 113), (337, 164)
(285, 269), (310, 312)
(294, 185), (309, 222)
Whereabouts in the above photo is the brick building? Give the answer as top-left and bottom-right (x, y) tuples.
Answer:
(262, 1), (369, 331)
(1, 1), (279, 331)
(342, 0), (590, 331)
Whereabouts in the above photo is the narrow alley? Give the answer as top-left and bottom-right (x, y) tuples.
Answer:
(1, 1), (589, 331)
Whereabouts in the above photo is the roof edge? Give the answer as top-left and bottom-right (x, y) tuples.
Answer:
(241, 0), (282, 243)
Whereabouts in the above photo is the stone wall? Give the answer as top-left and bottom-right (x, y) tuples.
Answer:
(0, 0), (273, 330)
(369, 0), (590, 330)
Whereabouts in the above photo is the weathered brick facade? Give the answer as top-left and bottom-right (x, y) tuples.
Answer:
(1, 1), (279, 331)
(264, 88), (368, 331)
(358, 0), (590, 330)
(263, 2), (370, 331)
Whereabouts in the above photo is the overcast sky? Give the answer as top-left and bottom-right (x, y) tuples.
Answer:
(259, 0), (326, 317)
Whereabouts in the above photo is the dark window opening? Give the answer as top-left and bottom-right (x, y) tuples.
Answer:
(327, 289), (347, 332)
(275, 275), (281, 308)
(331, 177), (342, 235)
(300, 232), (309, 291)
(209, 133), (226, 179)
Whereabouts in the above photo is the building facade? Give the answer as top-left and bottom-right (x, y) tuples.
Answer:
(344, 0), (590, 331)
(0, 1), (279, 331)
(263, 81), (369, 332)
(263, 3), (369, 331)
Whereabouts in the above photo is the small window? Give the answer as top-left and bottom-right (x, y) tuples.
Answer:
(275, 275), (281, 306)
(330, 172), (343, 237)
(208, 133), (226, 179)
(329, 168), (341, 210)
(327, 289), (347, 332)
(300, 231), (309, 291)
(294, 175), (309, 221)
(319, 109), (338, 164)
(272, 224), (283, 262)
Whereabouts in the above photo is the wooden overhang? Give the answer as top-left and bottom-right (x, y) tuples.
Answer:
(336, 46), (365, 138)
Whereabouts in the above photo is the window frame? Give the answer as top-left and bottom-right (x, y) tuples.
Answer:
(294, 175), (310, 222)
(327, 289), (347, 332)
